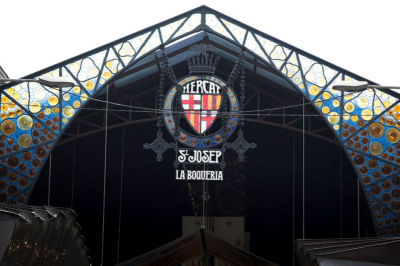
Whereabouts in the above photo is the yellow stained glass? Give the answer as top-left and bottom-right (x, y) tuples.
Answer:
(357, 97), (368, 108)
(21, 99), (28, 106)
(309, 85), (319, 96)
(44, 108), (51, 115)
(73, 101), (81, 108)
(70, 62), (80, 72)
(333, 124), (340, 130)
(85, 80), (95, 90)
(369, 142), (383, 155)
(344, 102), (354, 113)
(332, 100), (340, 107)
(383, 102), (390, 108)
(322, 106), (329, 114)
(17, 115), (33, 130)
(63, 94), (70, 101)
(80, 94), (88, 102)
(13, 93), (20, 100)
(351, 115), (358, 122)
(62, 118), (68, 124)
(7, 89), (14, 95)
(322, 92), (330, 99)
(106, 62), (112, 68)
(374, 108), (381, 115)
(315, 99), (322, 107)
(8, 102), (14, 108)
(62, 106), (75, 118)
(29, 102), (41, 113)
(48, 96), (59, 106)
(344, 94), (351, 101)
(73, 86), (81, 94)
(328, 112), (339, 124)
(293, 75), (302, 84)
(52, 107), (59, 114)
(1, 97), (8, 103)
(103, 71), (112, 80)
(361, 109), (373, 121)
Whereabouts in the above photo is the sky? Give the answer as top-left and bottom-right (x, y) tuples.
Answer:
(1, 0), (400, 86)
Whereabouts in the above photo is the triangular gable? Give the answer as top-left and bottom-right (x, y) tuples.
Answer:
(115, 228), (278, 266)
(115, 229), (203, 266)
(0, 5), (399, 238)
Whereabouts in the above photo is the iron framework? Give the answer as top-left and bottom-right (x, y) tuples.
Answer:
(0, 5), (398, 237)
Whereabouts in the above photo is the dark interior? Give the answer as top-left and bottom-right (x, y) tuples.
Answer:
(29, 31), (375, 266)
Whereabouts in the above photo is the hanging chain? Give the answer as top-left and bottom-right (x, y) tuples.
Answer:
(157, 60), (166, 132)
(238, 51), (246, 129)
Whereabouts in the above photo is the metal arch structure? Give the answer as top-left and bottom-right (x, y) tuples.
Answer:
(0, 5), (399, 238)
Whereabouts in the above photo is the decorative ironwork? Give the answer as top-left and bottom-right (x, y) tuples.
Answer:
(0, 5), (398, 237)
(144, 51), (174, 161)
(186, 44), (220, 74)
(226, 130), (256, 162)
(143, 131), (174, 162)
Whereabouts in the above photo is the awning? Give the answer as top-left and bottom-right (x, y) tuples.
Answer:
(294, 238), (400, 266)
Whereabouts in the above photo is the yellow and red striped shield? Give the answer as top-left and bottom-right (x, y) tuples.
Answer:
(182, 94), (221, 134)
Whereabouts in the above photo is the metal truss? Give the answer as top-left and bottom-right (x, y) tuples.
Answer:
(0, 5), (399, 237)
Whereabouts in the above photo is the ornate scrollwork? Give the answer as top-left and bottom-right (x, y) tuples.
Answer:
(226, 130), (256, 161)
(143, 131), (174, 162)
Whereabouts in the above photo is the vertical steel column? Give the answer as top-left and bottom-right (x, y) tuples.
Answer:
(203, 164), (205, 227)
(117, 127), (125, 264)
(293, 134), (295, 266)
(340, 152), (342, 238)
(358, 177), (360, 238)
(48, 153), (52, 207)
(303, 97), (305, 239)
(101, 86), (109, 266)
(71, 142), (76, 209)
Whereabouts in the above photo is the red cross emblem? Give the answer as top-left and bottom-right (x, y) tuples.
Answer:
(182, 94), (221, 134)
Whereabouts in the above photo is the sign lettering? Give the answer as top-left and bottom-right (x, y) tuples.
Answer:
(178, 149), (222, 164)
(176, 170), (223, 181)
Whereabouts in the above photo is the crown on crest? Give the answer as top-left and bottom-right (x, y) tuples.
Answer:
(186, 44), (220, 74)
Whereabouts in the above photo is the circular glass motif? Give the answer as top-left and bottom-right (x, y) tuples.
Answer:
(163, 75), (239, 148)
